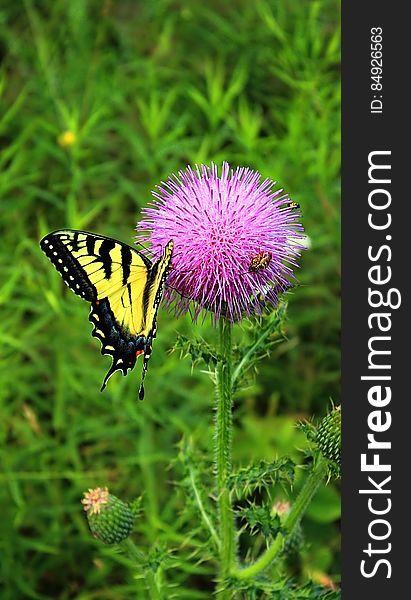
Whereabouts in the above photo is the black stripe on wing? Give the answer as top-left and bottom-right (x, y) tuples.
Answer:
(40, 234), (97, 301)
(121, 244), (132, 285)
(99, 239), (116, 278)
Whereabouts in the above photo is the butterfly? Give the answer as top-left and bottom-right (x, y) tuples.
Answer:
(40, 230), (173, 400)
(248, 251), (272, 273)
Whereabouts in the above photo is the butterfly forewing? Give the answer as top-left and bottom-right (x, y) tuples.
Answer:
(40, 230), (151, 303)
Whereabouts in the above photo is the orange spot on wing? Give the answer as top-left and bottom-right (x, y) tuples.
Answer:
(136, 350), (144, 358)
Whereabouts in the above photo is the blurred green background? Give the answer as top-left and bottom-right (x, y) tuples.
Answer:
(0, 0), (340, 597)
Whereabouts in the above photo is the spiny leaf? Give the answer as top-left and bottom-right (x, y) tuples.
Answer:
(129, 496), (143, 518)
(237, 502), (281, 538)
(296, 418), (317, 443)
(170, 333), (221, 368)
(229, 458), (295, 499)
(142, 544), (173, 573)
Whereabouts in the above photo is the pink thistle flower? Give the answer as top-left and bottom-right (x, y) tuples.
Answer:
(136, 162), (305, 323)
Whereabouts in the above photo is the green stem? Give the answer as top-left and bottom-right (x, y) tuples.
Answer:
(188, 466), (221, 550)
(215, 317), (235, 596)
(145, 570), (162, 600)
(121, 539), (162, 600)
(232, 457), (328, 580)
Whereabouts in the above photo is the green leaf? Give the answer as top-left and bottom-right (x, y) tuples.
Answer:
(306, 484), (341, 523)
(229, 457), (295, 499)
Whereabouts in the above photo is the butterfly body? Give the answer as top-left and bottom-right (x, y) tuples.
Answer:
(40, 230), (173, 399)
(248, 251), (272, 273)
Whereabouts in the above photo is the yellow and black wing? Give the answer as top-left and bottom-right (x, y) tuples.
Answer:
(40, 230), (173, 399)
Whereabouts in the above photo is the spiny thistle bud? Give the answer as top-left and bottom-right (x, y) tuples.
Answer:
(82, 487), (134, 545)
(316, 406), (341, 477)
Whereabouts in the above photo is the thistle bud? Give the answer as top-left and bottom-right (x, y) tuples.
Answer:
(273, 500), (303, 556)
(82, 487), (134, 545)
(316, 406), (341, 477)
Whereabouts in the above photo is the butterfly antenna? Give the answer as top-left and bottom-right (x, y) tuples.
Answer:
(134, 240), (149, 253)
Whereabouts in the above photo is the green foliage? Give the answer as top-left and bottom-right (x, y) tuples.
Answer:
(172, 333), (221, 369)
(227, 576), (340, 599)
(177, 437), (219, 548)
(232, 302), (288, 390)
(0, 0), (340, 597)
(229, 458), (295, 500)
(238, 503), (282, 539)
(305, 485), (341, 524)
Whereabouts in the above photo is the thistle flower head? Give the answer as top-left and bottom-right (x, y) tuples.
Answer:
(82, 487), (134, 544)
(137, 162), (305, 323)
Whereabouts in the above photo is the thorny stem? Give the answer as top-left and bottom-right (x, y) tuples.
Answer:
(121, 538), (163, 600)
(232, 456), (328, 580)
(215, 317), (235, 597)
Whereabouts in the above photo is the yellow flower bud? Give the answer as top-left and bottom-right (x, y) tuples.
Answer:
(57, 130), (76, 147)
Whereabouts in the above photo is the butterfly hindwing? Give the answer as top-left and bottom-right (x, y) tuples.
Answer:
(89, 297), (145, 391)
(40, 230), (173, 399)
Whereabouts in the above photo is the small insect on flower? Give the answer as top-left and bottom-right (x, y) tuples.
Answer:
(286, 201), (300, 209)
(248, 251), (272, 273)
